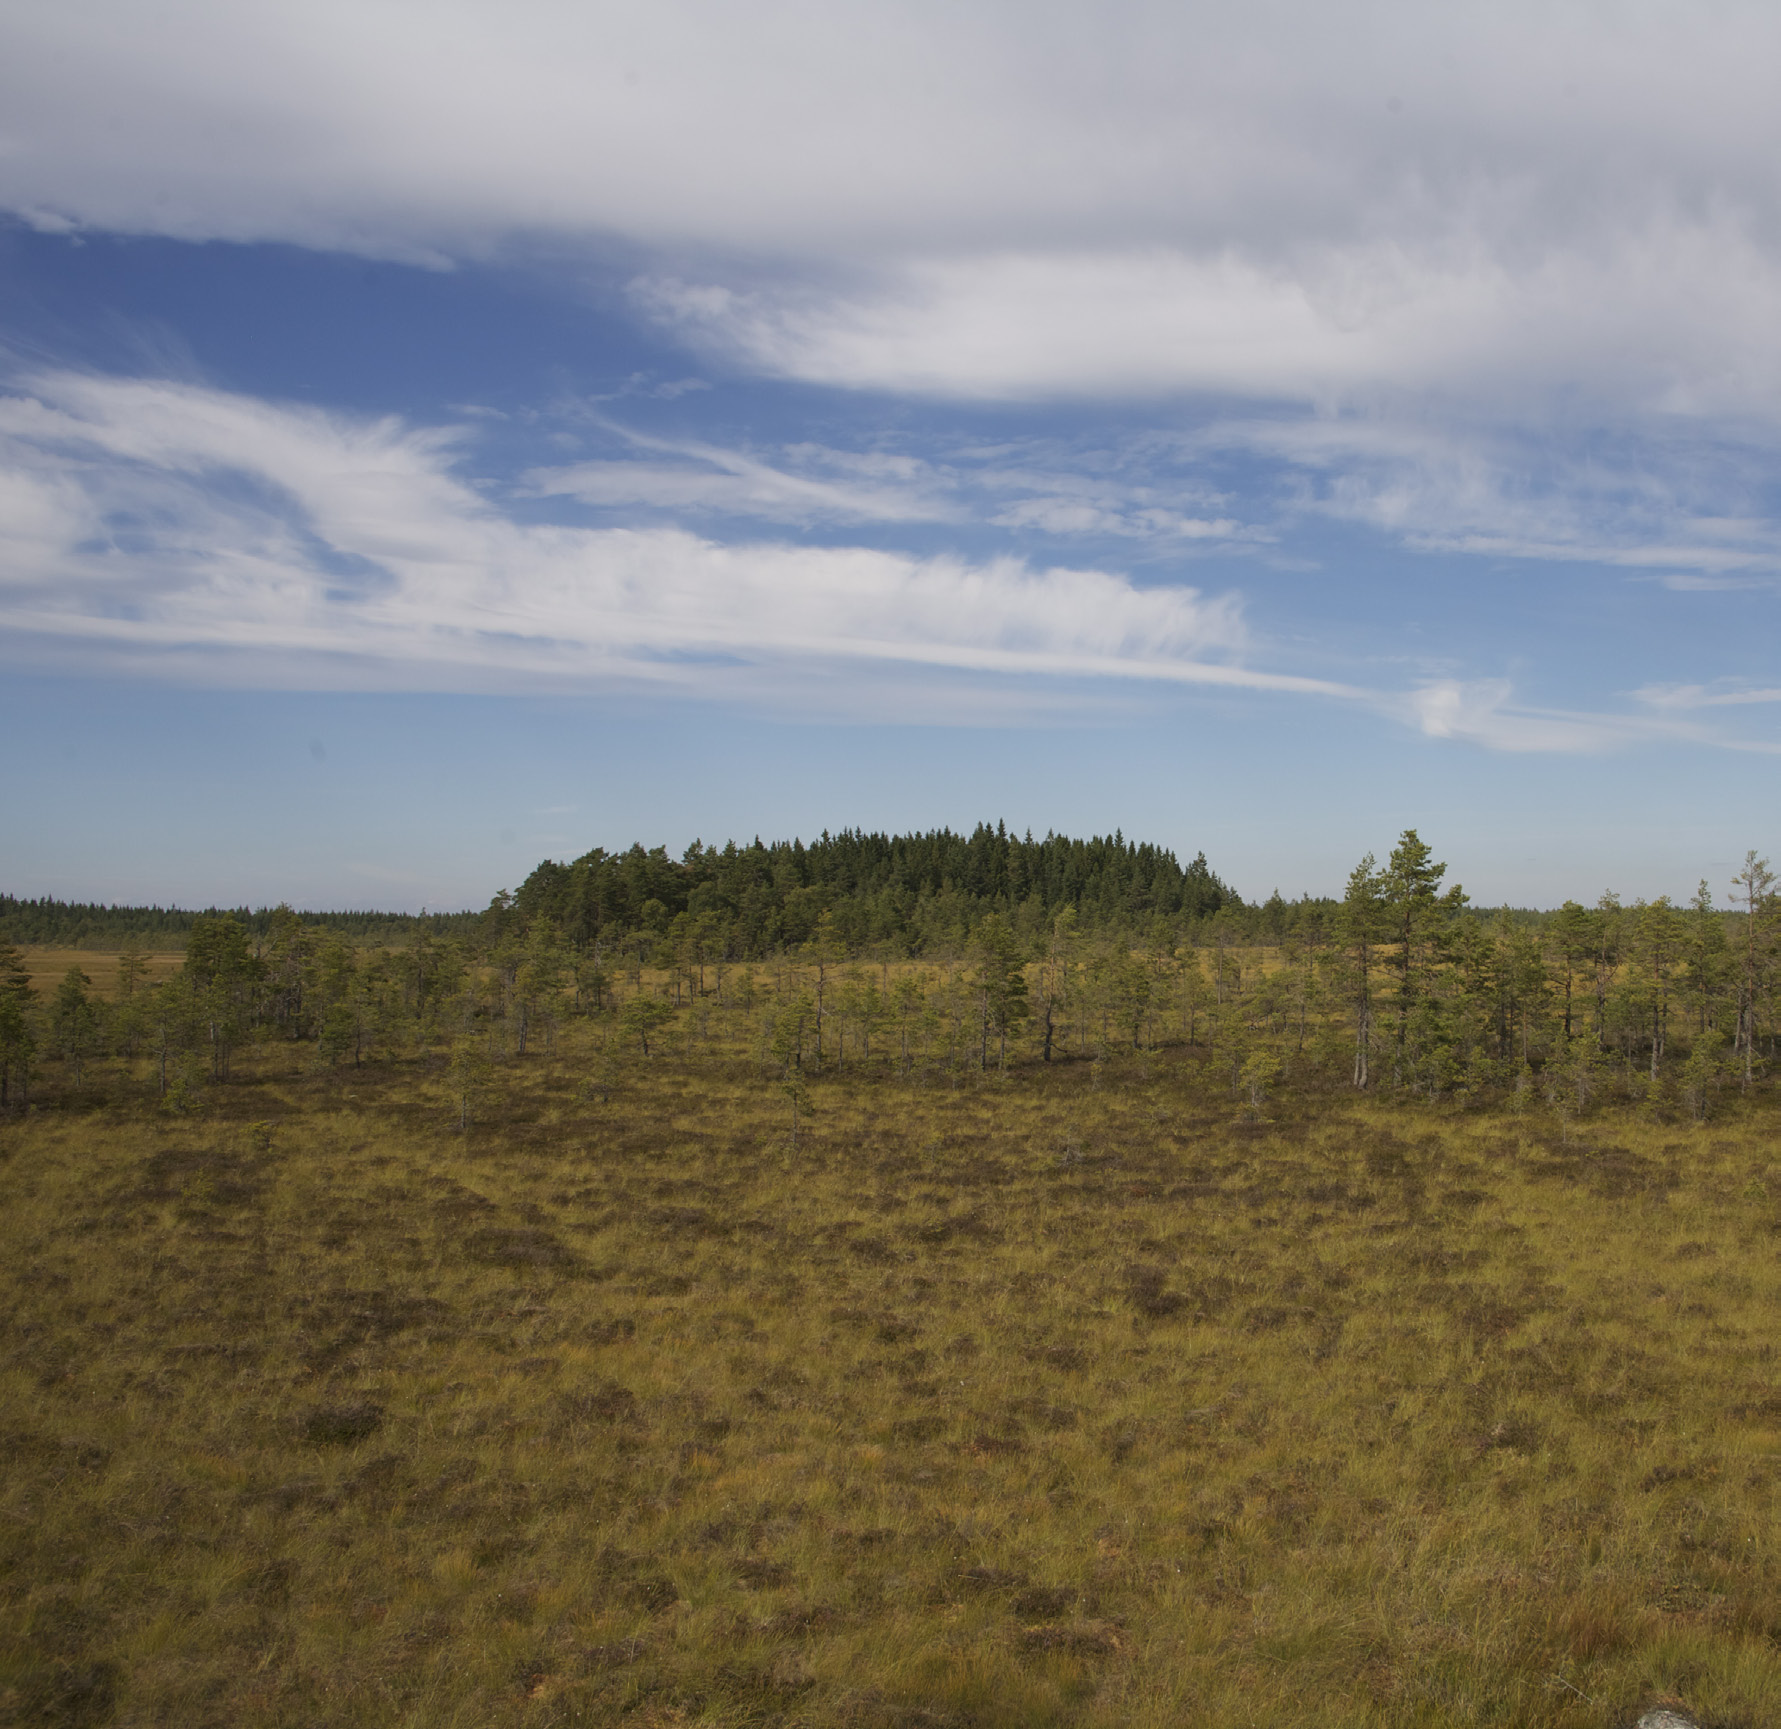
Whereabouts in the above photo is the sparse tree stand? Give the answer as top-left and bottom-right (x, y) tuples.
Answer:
(262, 904), (312, 1041)
(147, 973), (196, 1099)
(111, 936), (150, 1059)
(1092, 947), (1146, 1053)
(1176, 946), (1211, 1048)
(1592, 892), (1623, 1050)
(1686, 879), (1729, 1038)
(512, 921), (568, 1056)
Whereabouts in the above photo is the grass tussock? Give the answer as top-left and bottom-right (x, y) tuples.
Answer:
(3, 1030), (1781, 1727)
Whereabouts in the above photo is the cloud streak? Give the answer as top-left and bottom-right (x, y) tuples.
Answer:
(1190, 412), (1781, 582)
(1403, 680), (1703, 756)
(0, 371), (1310, 705)
(2, 370), (1773, 760)
(521, 424), (960, 528)
(523, 421), (1266, 547)
(5, 369), (1769, 759)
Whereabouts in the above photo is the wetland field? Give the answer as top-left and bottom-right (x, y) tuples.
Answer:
(5, 975), (1781, 1728)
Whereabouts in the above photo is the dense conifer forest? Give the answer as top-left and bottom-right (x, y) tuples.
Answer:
(513, 825), (1240, 955)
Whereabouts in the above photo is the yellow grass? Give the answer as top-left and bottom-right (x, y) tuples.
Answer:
(15, 946), (185, 996)
(2, 984), (1778, 1726)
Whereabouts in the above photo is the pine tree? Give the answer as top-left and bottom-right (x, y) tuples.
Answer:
(618, 995), (674, 1057)
(1376, 832), (1467, 1091)
(1729, 852), (1776, 1089)
(50, 966), (102, 1085)
(1684, 879), (1729, 1036)
(1548, 901), (1597, 1044)
(970, 914), (1030, 1068)
(1626, 897), (1685, 1081)
(1336, 854), (1385, 1089)
(184, 913), (260, 1080)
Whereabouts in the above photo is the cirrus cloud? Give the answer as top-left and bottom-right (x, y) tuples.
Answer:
(0, 370), (1306, 704)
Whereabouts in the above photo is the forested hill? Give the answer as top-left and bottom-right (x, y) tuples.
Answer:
(515, 823), (1240, 954)
(0, 897), (481, 948)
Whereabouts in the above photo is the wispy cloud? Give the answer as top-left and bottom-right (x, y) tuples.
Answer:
(1192, 412), (1781, 582)
(521, 424), (959, 527)
(0, 371), (1306, 705)
(522, 420), (1269, 549)
(1635, 682), (1781, 712)
(1401, 680), (1700, 755)
(10, 369), (1779, 755)
(523, 404), (1781, 592)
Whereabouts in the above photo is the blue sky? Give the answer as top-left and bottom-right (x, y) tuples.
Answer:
(2, 1), (1779, 911)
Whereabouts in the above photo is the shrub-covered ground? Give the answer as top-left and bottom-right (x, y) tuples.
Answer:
(4, 1018), (1781, 1726)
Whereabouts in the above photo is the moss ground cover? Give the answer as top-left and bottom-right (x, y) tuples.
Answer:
(4, 1013), (1781, 1726)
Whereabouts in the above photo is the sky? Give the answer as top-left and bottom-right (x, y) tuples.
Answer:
(2, 0), (1779, 912)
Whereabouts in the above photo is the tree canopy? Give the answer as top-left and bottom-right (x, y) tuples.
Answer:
(514, 822), (1239, 957)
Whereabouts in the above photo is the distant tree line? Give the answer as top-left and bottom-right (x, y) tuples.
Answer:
(4, 826), (1777, 1127)
(0, 896), (482, 949)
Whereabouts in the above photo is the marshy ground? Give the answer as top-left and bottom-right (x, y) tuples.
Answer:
(4, 1032), (1780, 1726)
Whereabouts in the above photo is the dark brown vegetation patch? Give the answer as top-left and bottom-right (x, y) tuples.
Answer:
(461, 1225), (581, 1270)
(300, 1400), (385, 1446)
(1013, 1619), (1125, 1657)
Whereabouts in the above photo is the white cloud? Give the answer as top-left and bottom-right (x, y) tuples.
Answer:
(5, 1), (1781, 418)
(630, 216), (1781, 413)
(1396, 677), (1749, 756)
(6, 369), (1779, 755)
(6, 0), (1781, 610)
(0, 371), (1321, 704)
